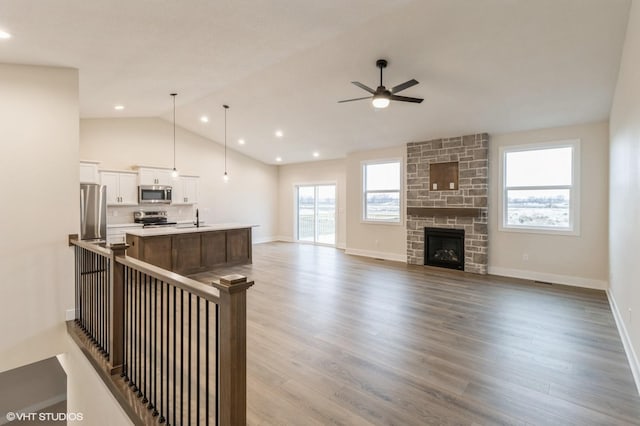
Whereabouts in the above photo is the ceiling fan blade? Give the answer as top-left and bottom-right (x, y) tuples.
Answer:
(351, 81), (376, 94)
(338, 96), (373, 103)
(390, 95), (423, 103)
(391, 79), (419, 94)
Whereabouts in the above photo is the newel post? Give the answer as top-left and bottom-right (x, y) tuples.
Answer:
(216, 274), (254, 425)
(109, 243), (128, 374)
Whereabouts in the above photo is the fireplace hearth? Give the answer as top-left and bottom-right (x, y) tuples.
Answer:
(424, 227), (465, 270)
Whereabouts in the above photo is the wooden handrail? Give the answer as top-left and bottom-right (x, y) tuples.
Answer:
(69, 235), (113, 257)
(115, 255), (221, 302)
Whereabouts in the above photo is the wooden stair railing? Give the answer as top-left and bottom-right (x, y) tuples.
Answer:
(68, 235), (253, 425)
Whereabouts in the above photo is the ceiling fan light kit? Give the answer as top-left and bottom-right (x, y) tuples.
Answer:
(339, 58), (423, 108)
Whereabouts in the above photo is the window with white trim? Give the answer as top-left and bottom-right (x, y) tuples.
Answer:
(500, 140), (580, 234)
(362, 160), (401, 223)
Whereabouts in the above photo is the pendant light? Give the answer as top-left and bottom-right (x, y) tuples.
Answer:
(222, 104), (230, 182)
(170, 93), (179, 178)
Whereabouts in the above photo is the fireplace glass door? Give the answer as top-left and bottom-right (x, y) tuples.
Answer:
(425, 228), (465, 270)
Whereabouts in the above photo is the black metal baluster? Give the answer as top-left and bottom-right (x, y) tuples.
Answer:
(107, 256), (110, 356)
(99, 255), (103, 352)
(197, 296), (201, 424)
(133, 270), (139, 392)
(205, 300), (209, 426)
(215, 303), (219, 426)
(165, 281), (171, 425)
(173, 285), (177, 426)
(131, 270), (136, 388)
(180, 288), (184, 426)
(143, 274), (149, 404)
(122, 267), (128, 380)
(188, 292), (192, 426)
(159, 277), (165, 424)
(150, 278), (157, 413)
(138, 272), (144, 398)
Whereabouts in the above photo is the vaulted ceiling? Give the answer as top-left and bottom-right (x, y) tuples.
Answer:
(0, 0), (631, 164)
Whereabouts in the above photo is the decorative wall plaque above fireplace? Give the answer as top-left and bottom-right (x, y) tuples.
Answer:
(424, 227), (465, 270)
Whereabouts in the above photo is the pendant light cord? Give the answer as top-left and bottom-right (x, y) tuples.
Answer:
(171, 93), (177, 170)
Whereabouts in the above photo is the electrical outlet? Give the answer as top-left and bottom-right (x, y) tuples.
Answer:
(522, 253), (529, 261)
(449, 182), (455, 189)
(375, 239), (379, 248)
(432, 183), (438, 190)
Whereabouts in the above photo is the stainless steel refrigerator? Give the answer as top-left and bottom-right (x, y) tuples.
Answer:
(80, 183), (107, 241)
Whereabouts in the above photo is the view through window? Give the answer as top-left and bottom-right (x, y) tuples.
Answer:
(363, 160), (401, 223)
(502, 142), (579, 232)
(296, 184), (336, 245)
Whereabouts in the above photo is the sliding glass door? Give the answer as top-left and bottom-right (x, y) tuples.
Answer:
(296, 184), (336, 245)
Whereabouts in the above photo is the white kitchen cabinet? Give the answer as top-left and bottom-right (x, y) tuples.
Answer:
(138, 167), (173, 186)
(79, 161), (100, 184)
(100, 171), (138, 205)
(171, 175), (199, 205)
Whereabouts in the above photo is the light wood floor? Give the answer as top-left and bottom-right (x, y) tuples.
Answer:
(193, 242), (640, 425)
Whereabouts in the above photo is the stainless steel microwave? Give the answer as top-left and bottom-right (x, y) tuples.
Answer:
(138, 185), (172, 204)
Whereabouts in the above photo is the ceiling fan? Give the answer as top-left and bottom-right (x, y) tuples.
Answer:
(338, 59), (423, 108)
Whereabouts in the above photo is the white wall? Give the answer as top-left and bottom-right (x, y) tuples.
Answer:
(345, 146), (406, 262)
(58, 337), (133, 426)
(0, 64), (78, 372)
(79, 118), (279, 243)
(609, 0), (640, 390)
(488, 122), (609, 289)
(277, 159), (346, 247)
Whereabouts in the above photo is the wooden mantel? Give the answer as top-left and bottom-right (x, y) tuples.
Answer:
(407, 207), (483, 217)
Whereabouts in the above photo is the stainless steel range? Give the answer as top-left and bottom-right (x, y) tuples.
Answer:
(133, 210), (177, 228)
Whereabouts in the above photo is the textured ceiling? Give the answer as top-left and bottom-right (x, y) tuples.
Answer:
(0, 0), (631, 164)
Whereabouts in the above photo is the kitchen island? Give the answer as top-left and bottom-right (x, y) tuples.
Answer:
(125, 223), (254, 275)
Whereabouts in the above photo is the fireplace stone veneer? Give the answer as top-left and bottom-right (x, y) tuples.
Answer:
(406, 133), (489, 274)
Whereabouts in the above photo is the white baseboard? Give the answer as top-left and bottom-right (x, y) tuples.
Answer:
(344, 248), (406, 263)
(253, 236), (279, 244)
(488, 266), (608, 290)
(607, 290), (640, 396)
(274, 235), (294, 243)
(336, 242), (346, 250)
(65, 309), (76, 321)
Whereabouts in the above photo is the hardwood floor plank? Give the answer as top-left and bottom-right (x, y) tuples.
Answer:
(191, 242), (640, 425)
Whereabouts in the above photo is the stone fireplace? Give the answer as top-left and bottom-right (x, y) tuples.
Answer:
(406, 133), (489, 274)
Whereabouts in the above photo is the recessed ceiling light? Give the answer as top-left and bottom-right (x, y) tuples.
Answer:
(200, 116), (209, 123)
(275, 130), (283, 138)
(0, 31), (12, 39)
(275, 157), (282, 162)
(313, 152), (319, 158)
(238, 139), (245, 145)
(114, 105), (125, 110)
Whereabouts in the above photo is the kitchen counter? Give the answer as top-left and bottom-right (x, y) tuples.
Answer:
(125, 224), (254, 274)
(125, 223), (256, 237)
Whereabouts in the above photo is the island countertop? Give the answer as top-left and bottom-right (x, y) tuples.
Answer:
(124, 223), (257, 237)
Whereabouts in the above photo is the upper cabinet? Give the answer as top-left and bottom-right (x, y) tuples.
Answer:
(100, 171), (138, 205)
(138, 167), (173, 186)
(79, 161), (100, 184)
(172, 175), (199, 205)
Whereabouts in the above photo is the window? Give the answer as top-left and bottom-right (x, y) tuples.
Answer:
(500, 140), (580, 234)
(362, 159), (401, 223)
